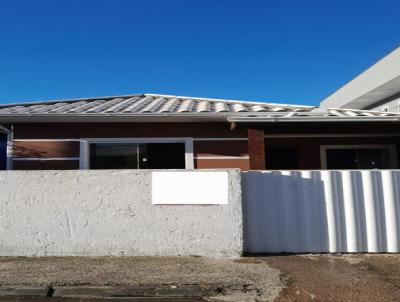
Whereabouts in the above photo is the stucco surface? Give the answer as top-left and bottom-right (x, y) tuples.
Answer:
(0, 169), (242, 257)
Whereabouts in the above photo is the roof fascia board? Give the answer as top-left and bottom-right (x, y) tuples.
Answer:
(227, 116), (400, 123)
(0, 114), (229, 123)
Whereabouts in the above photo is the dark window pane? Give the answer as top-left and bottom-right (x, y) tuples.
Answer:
(326, 149), (357, 169)
(326, 148), (392, 169)
(141, 143), (185, 169)
(357, 149), (390, 169)
(0, 134), (7, 170)
(90, 143), (138, 169)
(266, 148), (299, 170)
(90, 142), (186, 170)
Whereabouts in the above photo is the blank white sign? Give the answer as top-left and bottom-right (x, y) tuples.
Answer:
(151, 171), (229, 205)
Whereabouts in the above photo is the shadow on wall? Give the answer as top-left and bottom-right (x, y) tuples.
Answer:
(242, 170), (400, 253)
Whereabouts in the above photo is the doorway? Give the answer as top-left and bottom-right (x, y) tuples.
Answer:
(0, 133), (7, 170)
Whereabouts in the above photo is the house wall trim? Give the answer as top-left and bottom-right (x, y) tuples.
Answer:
(265, 133), (400, 138)
(194, 156), (249, 159)
(13, 157), (80, 161)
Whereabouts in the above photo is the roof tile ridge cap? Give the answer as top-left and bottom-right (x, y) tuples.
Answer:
(0, 93), (146, 108)
(143, 93), (314, 108)
(327, 107), (400, 114)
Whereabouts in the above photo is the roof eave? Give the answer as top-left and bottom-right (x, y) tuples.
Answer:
(1, 113), (400, 124)
(227, 116), (400, 123)
(0, 113), (231, 123)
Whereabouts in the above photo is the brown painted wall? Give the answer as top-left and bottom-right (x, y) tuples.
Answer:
(265, 136), (400, 169)
(194, 141), (248, 157)
(193, 140), (249, 169)
(9, 122), (400, 170)
(196, 158), (249, 169)
(13, 123), (247, 139)
(260, 122), (400, 135)
(12, 123), (249, 170)
(13, 160), (79, 170)
(13, 141), (80, 158)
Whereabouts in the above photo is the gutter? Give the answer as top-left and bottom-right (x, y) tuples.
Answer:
(0, 124), (13, 170)
(0, 113), (233, 123)
(1, 112), (400, 123)
(227, 116), (400, 123)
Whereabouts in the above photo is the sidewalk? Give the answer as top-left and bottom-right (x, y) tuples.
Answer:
(0, 256), (283, 302)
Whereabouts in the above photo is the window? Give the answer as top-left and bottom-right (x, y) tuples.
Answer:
(321, 145), (397, 169)
(265, 147), (299, 170)
(89, 142), (186, 169)
(90, 143), (139, 169)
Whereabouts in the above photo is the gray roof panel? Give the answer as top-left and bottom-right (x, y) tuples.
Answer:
(0, 93), (399, 122)
(0, 93), (312, 115)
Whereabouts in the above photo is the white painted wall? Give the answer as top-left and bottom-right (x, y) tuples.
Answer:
(0, 169), (242, 257)
(243, 170), (400, 253)
(319, 47), (400, 110)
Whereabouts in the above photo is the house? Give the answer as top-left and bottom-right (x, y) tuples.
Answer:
(1, 93), (400, 171)
(320, 46), (400, 112)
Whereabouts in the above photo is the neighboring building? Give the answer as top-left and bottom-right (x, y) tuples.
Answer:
(320, 47), (400, 112)
(0, 93), (400, 171)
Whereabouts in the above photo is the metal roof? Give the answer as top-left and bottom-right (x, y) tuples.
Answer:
(0, 93), (399, 123)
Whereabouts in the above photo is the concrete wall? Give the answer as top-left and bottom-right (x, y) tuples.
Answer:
(0, 169), (242, 257)
(243, 170), (400, 253)
(320, 47), (400, 110)
(366, 92), (400, 112)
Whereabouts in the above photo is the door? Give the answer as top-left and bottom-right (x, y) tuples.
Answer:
(0, 134), (7, 170)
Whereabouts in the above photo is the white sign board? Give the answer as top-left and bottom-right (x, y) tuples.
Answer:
(152, 171), (229, 205)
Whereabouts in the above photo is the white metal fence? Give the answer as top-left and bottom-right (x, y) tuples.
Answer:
(243, 170), (400, 253)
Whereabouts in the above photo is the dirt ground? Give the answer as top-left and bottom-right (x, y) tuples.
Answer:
(0, 298), (203, 302)
(0, 256), (283, 302)
(258, 254), (400, 302)
(1, 255), (400, 301)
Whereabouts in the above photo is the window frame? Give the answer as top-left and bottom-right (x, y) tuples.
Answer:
(320, 144), (397, 169)
(79, 137), (194, 170)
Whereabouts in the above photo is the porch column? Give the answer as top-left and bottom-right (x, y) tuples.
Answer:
(247, 128), (265, 170)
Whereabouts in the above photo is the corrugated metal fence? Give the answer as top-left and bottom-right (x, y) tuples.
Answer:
(243, 170), (400, 253)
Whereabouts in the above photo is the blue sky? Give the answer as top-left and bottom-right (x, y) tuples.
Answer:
(0, 0), (399, 105)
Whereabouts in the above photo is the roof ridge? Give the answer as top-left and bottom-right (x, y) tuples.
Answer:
(0, 92), (315, 110)
(328, 107), (400, 114)
(144, 93), (314, 108)
(0, 93), (146, 108)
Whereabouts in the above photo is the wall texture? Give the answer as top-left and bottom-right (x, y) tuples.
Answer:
(243, 170), (400, 253)
(0, 169), (242, 257)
